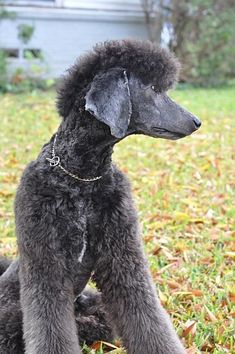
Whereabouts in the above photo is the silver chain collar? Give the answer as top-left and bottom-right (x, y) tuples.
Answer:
(46, 134), (103, 182)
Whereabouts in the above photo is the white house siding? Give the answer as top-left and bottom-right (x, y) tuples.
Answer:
(0, 1), (148, 77)
(64, 0), (142, 11)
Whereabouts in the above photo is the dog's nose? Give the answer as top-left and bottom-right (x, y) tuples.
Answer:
(193, 116), (201, 129)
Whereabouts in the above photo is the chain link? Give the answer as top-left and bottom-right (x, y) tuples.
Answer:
(46, 134), (103, 182)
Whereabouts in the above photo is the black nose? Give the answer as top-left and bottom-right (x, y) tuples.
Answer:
(193, 116), (201, 129)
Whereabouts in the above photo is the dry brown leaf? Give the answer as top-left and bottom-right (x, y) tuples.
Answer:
(172, 291), (202, 300)
(157, 262), (177, 274)
(144, 235), (154, 243)
(153, 276), (181, 289)
(229, 292), (235, 303)
(113, 339), (122, 347)
(161, 247), (176, 260)
(204, 306), (217, 322)
(158, 288), (167, 305)
(183, 321), (197, 338)
(90, 342), (102, 350)
(201, 343), (214, 352)
(0, 190), (13, 197)
(186, 345), (197, 354)
(200, 257), (213, 265)
(101, 341), (119, 349)
(152, 246), (162, 256)
(217, 325), (226, 336)
(194, 304), (203, 312)
(225, 252), (235, 259)
(189, 289), (203, 297)
(90, 341), (119, 351)
(167, 280), (181, 289)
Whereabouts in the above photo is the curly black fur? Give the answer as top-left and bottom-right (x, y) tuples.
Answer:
(0, 39), (200, 354)
(0, 257), (11, 276)
(57, 39), (180, 118)
(0, 259), (114, 353)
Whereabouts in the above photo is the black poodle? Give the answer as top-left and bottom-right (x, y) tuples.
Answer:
(0, 39), (201, 354)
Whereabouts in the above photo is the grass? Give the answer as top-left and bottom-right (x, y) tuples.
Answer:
(0, 86), (234, 353)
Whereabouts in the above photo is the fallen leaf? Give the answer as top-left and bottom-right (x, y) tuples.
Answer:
(205, 306), (217, 322)
(90, 342), (102, 350)
(201, 343), (214, 352)
(0, 190), (14, 197)
(157, 262), (178, 274)
(152, 246), (162, 256)
(189, 289), (203, 297)
(167, 280), (181, 289)
(158, 288), (167, 304)
(224, 252), (235, 258)
(101, 341), (120, 349)
(186, 345), (197, 354)
(183, 321), (197, 337)
(228, 292), (235, 303)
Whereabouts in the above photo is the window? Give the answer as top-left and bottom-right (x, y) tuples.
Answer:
(0, 48), (19, 58)
(23, 49), (42, 59)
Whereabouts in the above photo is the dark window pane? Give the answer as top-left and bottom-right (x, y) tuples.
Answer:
(0, 48), (19, 58)
(23, 49), (42, 59)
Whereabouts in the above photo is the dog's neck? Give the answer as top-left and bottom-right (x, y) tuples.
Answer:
(52, 115), (116, 179)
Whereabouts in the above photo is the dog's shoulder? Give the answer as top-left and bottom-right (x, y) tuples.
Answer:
(91, 163), (136, 216)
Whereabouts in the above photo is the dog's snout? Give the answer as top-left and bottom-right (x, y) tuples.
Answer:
(193, 116), (201, 129)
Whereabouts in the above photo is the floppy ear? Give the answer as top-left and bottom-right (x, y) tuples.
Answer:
(85, 68), (132, 138)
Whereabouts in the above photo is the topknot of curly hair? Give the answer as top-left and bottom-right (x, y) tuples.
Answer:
(57, 39), (180, 118)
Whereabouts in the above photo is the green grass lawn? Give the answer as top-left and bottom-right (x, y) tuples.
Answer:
(0, 86), (234, 354)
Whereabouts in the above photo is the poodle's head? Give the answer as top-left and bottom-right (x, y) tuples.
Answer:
(57, 39), (201, 140)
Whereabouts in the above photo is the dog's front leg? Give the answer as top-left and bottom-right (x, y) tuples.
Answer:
(19, 256), (81, 354)
(93, 217), (186, 354)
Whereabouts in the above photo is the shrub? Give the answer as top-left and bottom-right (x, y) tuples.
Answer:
(0, 50), (8, 92)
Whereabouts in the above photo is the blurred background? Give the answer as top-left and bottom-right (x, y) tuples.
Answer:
(0, 1), (235, 353)
(0, 0), (234, 90)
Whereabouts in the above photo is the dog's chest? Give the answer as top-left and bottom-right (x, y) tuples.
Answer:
(58, 178), (125, 264)
(61, 197), (90, 256)
(64, 193), (105, 258)
(61, 196), (97, 284)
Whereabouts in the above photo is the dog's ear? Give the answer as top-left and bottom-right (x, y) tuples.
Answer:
(85, 68), (132, 138)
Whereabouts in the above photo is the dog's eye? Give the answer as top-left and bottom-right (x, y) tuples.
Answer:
(151, 85), (158, 93)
